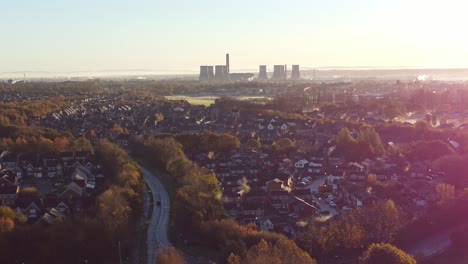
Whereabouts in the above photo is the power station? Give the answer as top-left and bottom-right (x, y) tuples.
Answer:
(199, 54), (301, 82)
(199, 53), (230, 82)
(262, 64), (301, 81)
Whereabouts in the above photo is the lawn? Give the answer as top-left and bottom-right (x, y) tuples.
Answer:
(165, 95), (272, 106)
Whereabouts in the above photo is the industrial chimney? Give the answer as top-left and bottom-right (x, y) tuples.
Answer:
(226, 53), (230, 75)
(291, 65), (300, 80)
(258, 65), (268, 80)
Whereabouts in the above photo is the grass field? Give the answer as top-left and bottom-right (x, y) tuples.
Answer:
(165, 95), (271, 106)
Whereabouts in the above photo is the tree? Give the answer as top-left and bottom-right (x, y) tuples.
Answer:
(97, 186), (132, 230)
(155, 247), (186, 264)
(358, 126), (385, 156)
(406, 141), (454, 161)
(244, 138), (261, 149)
(0, 217), (14, 232)
(243, 239), (317, 264)
(272, 138), (296, 154)
(433, 155), (468, 185)
(367, 173), (377, 186)
(19, 187), (38, 199)
(436, 183), (455, 207)
(337, 127), (356, 147)
(360, 243), (416, 264)
(70, 137), (93, 152)
(0, 206), (26, 224)
(227, 253), (242, 264)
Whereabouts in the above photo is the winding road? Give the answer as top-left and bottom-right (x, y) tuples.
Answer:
(141, 167), (172, 264)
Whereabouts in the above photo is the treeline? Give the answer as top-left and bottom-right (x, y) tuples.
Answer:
(0, 120), (98, 154)
(336, 126), (385, 161)
(130, 135), (315, 263)
(0, 96), (69, 126)
(0, 140), (143, 264)
(296, 200), (402, 259)
(215, 96), (307, 120)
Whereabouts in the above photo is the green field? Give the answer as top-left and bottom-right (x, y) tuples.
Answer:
(165, 95), (271, 106)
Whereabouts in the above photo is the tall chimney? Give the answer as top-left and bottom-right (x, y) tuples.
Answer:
(226, 53), (230, 75)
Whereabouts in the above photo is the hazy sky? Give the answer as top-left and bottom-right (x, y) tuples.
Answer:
(2, 0), (468, 73)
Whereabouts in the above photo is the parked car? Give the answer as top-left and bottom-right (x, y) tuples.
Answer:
(329, 201), (336, 207)
(319, 210), (330, 215)
(342, 206), (352, 212)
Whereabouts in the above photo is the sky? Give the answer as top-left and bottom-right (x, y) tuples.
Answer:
(2, 0), (468, 74)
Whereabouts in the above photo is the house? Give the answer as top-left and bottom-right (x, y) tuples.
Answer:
(224, 203), (239, 219)
(0, 153), (17, 169)
(242, 189), (267, 205)
(222, 191), (240, 204)
(60, 182), (83, 199)
(266, 179), (285, 192)
(335, 180), (377, 207)
(269, 190), (290, 202)
(290, 189), (313, 200)
(0, 182), (18, 206)
(116, 133), (130, 147)
(14, 199), (41, 221)
(242, 203), (264, 218)
(270, 216), (289, 231)
(295, 159), (309, 169)
(256, 217), (273, 231)
(45, 160), (63, 177)
(38, 208), (65, 225)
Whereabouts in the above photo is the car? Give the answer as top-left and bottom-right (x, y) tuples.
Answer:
(342, 206), (352, 211)
(329, 201), (336, 207)
(319, 210), (330, 215)
(156, 201), (161, 206)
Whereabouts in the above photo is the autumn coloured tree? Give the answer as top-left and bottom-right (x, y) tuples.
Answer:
(360, 243), (416, 264)
(155, 247), (186, 264)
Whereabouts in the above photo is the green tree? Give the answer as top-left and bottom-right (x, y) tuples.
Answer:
(244, 138), (261, 149)
(360, 243), (416, 264)
(358, 126), (385, 156)
(272, 138), (296, 154)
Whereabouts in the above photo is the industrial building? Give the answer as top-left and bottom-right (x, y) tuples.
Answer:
(199, 54), (230, 82)
(200, 54), (301, 82)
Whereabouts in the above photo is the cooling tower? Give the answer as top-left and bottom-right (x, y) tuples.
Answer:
(199, 66), (213, 81)
(207, 66), (214, 79)
(214, 65), (229, 82)
(272, 65), (286, 80)
(291, 65), (300, 80)
(258, 65), (268, 80)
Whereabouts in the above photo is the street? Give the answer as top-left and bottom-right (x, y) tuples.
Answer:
(309, 175), (339, 217)
(140, 167), (172, 264)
